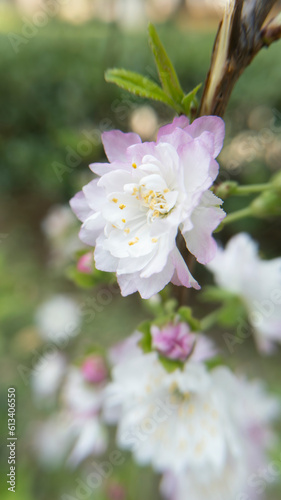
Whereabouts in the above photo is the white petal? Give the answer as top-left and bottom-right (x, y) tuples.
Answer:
(80, 213), (105, 246)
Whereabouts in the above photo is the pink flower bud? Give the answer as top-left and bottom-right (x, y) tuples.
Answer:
(151, 322), (195, 362)
(81, 355), (107, 384)
(77, 252), (93, 274)
(106, 481), (126, 500)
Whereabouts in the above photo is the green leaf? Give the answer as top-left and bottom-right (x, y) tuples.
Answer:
(205, 355), (224, 371)
(200, 286), (238, 303)
(66, 265), (97, 289)
(137, 320), (153, 353)
(66, 265), (113, 289)
(181, 83), (202, 116)
(217, 300), (246, 328)
(177, 306), (200, 331)
(148, 23), (184, 105)
(105, 68), (177, 110)
(158, 355), (184, 373)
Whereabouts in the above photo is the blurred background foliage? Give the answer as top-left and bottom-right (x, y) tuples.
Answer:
(1, 1), (281, 499)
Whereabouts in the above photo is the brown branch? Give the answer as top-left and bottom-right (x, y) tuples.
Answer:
(199, 0), (281, 118)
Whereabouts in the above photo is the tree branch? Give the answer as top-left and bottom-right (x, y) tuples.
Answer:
(199, 0), (281, 118)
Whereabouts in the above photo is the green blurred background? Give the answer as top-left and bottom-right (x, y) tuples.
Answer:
(1, 1), (281, 499)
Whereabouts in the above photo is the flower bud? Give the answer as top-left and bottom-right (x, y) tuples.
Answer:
(81, 355), (107, 384)
(77, 252), (93, 274)
(251, 190), (281, 217)
(151, 322), (195, 361)
(214, 181), (238, 199)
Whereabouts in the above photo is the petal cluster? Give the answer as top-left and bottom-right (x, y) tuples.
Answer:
(103, 332), (279, 500)
(207, 233), (281, 352)
(161, 369), (279, 500)
(70, 116), (225, 298)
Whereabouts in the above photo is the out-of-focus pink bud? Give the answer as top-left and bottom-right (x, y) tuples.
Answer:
(81, 355), (107, 384)
(151, 322), (195, 362)
(106, 480), (126, 500)
(77, 252), (93, 274)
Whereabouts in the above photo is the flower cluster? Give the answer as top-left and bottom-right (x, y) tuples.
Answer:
(104, 326), (279, 500)
(70, 116), (225, 298)
(207, 233), (281, 352)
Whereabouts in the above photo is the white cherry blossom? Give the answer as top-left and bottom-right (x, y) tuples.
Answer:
(70, 116), (225, 298)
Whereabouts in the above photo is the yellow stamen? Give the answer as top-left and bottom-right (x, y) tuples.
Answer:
(122, 219), (126, 223)
(119, 204), (126, 210)
(152, 238), (158, 243)
(128, 237), (139, 246)
(112, 198), (118, 203)
(124, 228), (130, 234)
(132, 163), (137, 169)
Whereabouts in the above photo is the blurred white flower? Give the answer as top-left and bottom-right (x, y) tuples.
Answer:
(62, 367), (103, 416)
(42, 205), (76, 239)
(35, 295), (81, 343)
(31, 353), (66, 402)
(104, 334), (237, 474)
(32, 413), (76, 469)
(63, 367), (107, 467)
(41, 204), (83, 266)
(207, 233), (281, 352)
(161, 367), (279, 500)
(33, 365), (107, 468)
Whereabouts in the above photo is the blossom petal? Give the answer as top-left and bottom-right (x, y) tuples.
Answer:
(69, 191), (94, 222)
(178, 138), (213, 193)
(97, 169), (132, 194)
(79, 213), (105, 246)
(171, 248), (200, 289)
(94, 235), (118, 272)
(82, 179), (106, 212)
(90, 161), (132, 176)
(102, 130), (141, 162)
(185, 116), (225, 157)
(118, 259), (174, 299)
(183, 191), (225, 265)
(157, 116), (190, 140)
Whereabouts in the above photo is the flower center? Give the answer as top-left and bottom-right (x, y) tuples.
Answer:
(140, 186), (171, 221)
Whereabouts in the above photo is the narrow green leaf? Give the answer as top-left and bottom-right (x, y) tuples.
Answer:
(137, 320), (153, 353)
(66, 266), (97, 289)
(105, 68), (178, 110)
(148, 23), (184, 105)
(217, 301), (246, 327)
(177, 306), (200, 331)
(181, 83), (202, 116)
(158, 355), (184, 373)
(200, 286), (238, 303)
(205, 356), (224, 371)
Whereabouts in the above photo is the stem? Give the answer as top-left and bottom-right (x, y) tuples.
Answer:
(201, 310), (221, 331)
(234, 183), (272, 195)
(222, 206), (253, 226)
